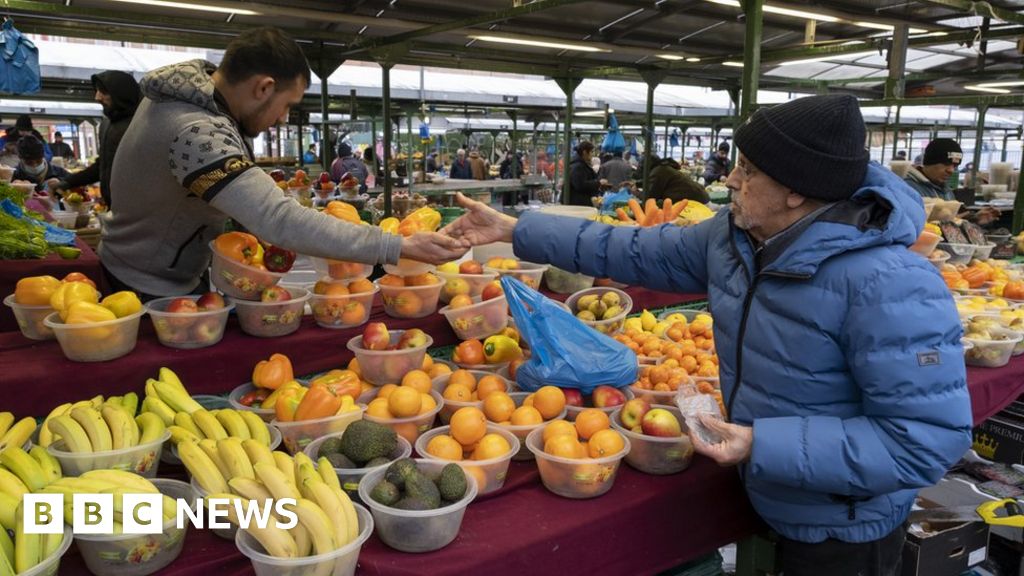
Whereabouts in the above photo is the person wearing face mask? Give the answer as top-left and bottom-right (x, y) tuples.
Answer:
(12, 135), (68, 191)
(99, 27), (468, 300)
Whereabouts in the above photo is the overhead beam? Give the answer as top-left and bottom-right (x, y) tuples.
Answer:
(918, 0), (1024, 26)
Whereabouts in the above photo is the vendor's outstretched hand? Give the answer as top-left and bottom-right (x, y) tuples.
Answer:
(441, 192), (517, 246)
(689, 415), (753, 467)
(400, 231), (471, 264)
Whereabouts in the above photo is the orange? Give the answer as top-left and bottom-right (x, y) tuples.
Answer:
(392, 290), (423, 317)
(464, 465), (487, 492)
(442, 383), (473, 403)
(697, 362), (718, 377)
(392, 422), (419, 444)
(426, 434), (463, 461)
(406, 272), (439, 286)
(681, 355), (698, 374)
(340, 301), (366, 325)
(401, 370), (433, 394)
(378, 274), (405, 287)
(449, 407), (487, 447)
(532, 386), (566, 420)
(482, 392), (515, 423)
(421, 355), (435, 370)
(377, 383), (398, 399)
(473, 433), (511, 460)
(544, 434), (583, 459)
(419, 392), (438, 414)
(649, 365), (669, 385)
(574, 408), (610, 440)
(388, 386), (423, 418)
(448, 369), (477, 391)
(542, 419), (577, 444)
(475, 375), (507, 400)
(588, 429), (625, 458)
(347, 278), (374, 294)
(365, 398), (392, 418)
(510, 405), (543, 426)
(523, 394), (535, 407)
(428, 363), (452, 378)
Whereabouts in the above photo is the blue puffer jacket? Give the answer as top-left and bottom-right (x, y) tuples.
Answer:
(513, 163), (972, 543)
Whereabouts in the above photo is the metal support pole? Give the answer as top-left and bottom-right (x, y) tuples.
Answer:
(381, 64), (394, 217)
(370, 117), (378, 185)
(1002, 133), (1010, 162)
(885, 25), (909, 99)
(531, 121), (539, 176)
(971, 105), (988, 191)
(316, 49), (344, 172)
(664, 122), (670, 161)
(406, 114), (413, 184)
(297, 113), (305, 166)
(510, 110), (518, 179)
(891, 106), (902, 161)
(740, 0), (763, 120)
(553, 114), (560, 186)
(643, 83), (655, 195)
(1014, 149), (1024, 234)
(554, 77), (582, 204)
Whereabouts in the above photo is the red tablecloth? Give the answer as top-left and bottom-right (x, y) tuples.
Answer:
(55, 456), (763, 576)
(967, 355), (1024, 424)
(0, 237), (103, 333)
(0, 287), (700, 417)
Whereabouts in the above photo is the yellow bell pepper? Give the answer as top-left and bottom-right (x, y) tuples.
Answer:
(50, 281), (100, 321)
(398, 207), (441, 236)
(101, 291), (142, 318)
(14, 275), (61, 306)
(483, 334), (523, 363)
(65, 301), (117, 324)
(259, 380), (304, 409)
(379, 217), (400, 235)
(324, 201), (362, 225)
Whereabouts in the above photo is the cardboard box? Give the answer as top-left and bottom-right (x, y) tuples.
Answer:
(973, 412), (1024, 466)
(903, 499), (989, 576)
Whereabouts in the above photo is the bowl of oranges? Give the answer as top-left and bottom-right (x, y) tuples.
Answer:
(525, 410), (631, 499)
(362, 376), (444, 445)
(629, 364), (695, 405)
(310, 277), (379, 329)
(309, 257), (374, 282)
(415, 412), (520, 495)
(375, 273), (444, 319)
(432, 370), (511, 424)
(497, 390), (568, 461)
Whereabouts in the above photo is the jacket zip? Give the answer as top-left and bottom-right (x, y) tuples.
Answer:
(169, 225), (206, 269)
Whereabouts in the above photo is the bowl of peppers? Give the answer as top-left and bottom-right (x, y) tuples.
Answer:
(209, 232), (296, 300)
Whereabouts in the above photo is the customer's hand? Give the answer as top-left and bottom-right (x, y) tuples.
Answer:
(975, 207), (1001, 226)
(441, 192), (517, 245)
(400, 231), (470, 265)
(689, 415), (753, 466)
(44, 179), (63, 193)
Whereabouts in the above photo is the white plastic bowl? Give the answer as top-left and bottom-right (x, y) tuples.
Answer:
(437, 295), (509, 341)
(233, 288), (311, 338)
(271, 407), (366, 455)
(309, 285), (378, 329)
(484, 261), (549, 291)
(4, 293), (54, 340)
(415, 425), (519, 495)
(610, 406), (693, 475)
(937, 242), (975, 266)
(304, 434), (412, 502)
(973, 243), (997, 260)
(964, 327), (1023, 367)
(44, 310), (144, 362)
(525, 424), (630, 499)
(431, 370), (510, 424)
(345, 329), (433, 385)
(146, 295), (234, 349)
(309, 257), (374, 281)
(361, 389), (444, 445)
(18, 525), (72, 576)
(375, 279), (443, 319)
(382, 259), (436, 277)
(209, 241), (286, 300)
(48, 430), (170, 478)
(435, 269), (498, 303)
(500, 392), (568, 461)
(564, 287), (633, 335)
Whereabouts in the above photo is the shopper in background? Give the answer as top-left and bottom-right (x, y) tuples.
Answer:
(52, 71), (141, 208)
(12, 135), (69, 192)
(443, 94), (971, 576)
(597, 148), (633, 190)
(645, 156), (709, 204)
(535, 150), (554, 181)
(469, 149), (487, 180)
(499, 151), (522, 180)
(702, 141), (732, 183)
(101, 27), (467, 299)
(302, 144), (317, 164)
(567, 140), (605, 206)
(330, 141), (368, 191)
(50, 131), (75, 162)
(895, 150), (907, 161)
(0, 114), (52, 162)
(903, 138), (961, 200)
(425, 152), (438, 174)
(449, 148), (473, 179)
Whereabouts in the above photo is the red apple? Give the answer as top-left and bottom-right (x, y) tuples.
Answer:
(481, 281), (504, 301)
(362, 322), (391, 350)
(190, 317), (223, 344)
(620, 398), (651, 429)
(269, 169), (286, 183)
(166, 297), (199, 314)
(641, 408), (682, 437)
(459, 260), (484, 275)
(319, 171), (331, 184)
(449, 294), (474, 309)
(260, 286), (292, 302)
(561, 388), (584, 407)
(592, 385), (627, 408)
(397, 328), (428, 349)
(196, 291), (226, 311)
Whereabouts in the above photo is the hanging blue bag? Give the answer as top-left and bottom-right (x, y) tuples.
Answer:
(502, 275), (637, 393)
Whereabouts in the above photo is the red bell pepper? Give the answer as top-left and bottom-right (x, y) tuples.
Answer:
(263, 245), (296, 273)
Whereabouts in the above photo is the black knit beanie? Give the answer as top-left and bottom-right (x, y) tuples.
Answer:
(923, 138), (962, 166)
(733, 94), (869, 202)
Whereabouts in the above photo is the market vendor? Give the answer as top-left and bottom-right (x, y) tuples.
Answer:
(443, 94), (972, 576)
(904, 139), (1000, 226)
(12, 135), (69, 192)
(101, 27), (468, 299)
(567, 141), (606, 206)
(702, 141), (731, 183)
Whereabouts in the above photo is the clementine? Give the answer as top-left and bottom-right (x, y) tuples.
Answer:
(473, 433), (511, 460)
(377, 383), (398, 399)
(588, 429), (625, 458)
(392, 290), (423, 317)
(347, 278), (375, 294)
(450, 407), (487, 447)
(442, 383), (473, 403)
(475, 375), (507, 400)
(542, 419), (577, 444)
(378, 274), (405, 287)
(482, 392), (516, 423)
(426, 434), (463, 461)
(448, 369), (477, 391)
(429, 363), (453, 378)
(365, 398), (392, 418)
(510, 405), (543, 426)
(401, 370), (433, 394)
(532, 386), (566, 420)
(419, 392), (438, 414)
(388, 386), (423, 418)
(574, 408), (610, 440)
(544, 434), (583, 459)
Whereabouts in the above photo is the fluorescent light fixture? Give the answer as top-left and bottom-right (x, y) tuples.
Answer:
(576, 109), (614, 117)
(778, 50), (876, 66)
(468, 35), (609, 52)
(965, 85), (1011, 94)
(656, 54), (685, 61)
(976, 81), (1024, 88)
(103, 0), (259, 15)
(723, 61), (745, 67)
(853, 21), (926, 34)
(764, 5), (839, 22)
(686, 57), (702, 62)
(704, 1), (925, 34)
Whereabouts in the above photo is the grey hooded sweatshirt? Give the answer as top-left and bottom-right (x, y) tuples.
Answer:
(101, 60), (401, 296)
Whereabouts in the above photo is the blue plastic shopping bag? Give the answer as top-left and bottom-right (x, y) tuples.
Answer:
(502, 275), (637, 393)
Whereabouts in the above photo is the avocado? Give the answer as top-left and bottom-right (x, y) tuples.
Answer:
(404, 472), (441, 509)
(435, 463), (467, 502)
(340, 420), (398, 465)
(393, 497), (434, 511)
(364, 456), (391, 469)
(317, 437), (344, 457)
(385, 458), (419, 490)
(370, 480), (400, 506)
(325, 453), (357, 469)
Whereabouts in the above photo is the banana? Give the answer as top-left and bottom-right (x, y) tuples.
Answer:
(197, 440), (232, 481)
(153, 380), (202, 414)
(167, 425), (201, 445)
(0, 446), (47, 491)
(241, 439), (275, 469)
(141, 396), (176, 426)
(44, 415), (92, 453)
(227, 477), (273, 501)
(144, 379), (159, 401)
(88, 395), (104, 409)
(296, 461), (323, 500)
(218, 437), (255, 480)
(69, 406), (112, 452)
(81, 469), (157, 493)
(292, 498), (337, 555)
(47, 476), (118, 493)
(121, 392), (139, 417)
(29, 446), (62, 485)
(317, 457), (342, 493)
(0, 413), (14, 439)
(293, 451), (315, 471)
(14, 501), (40, 574)
(173, 413), (204, 439)
(135, 412), (167, 444)
(162, 495), (177, 521)
(0, 492), (17, 531)
(238, 411), (271, 445)
(38, 403), (72, 448)
(243, 523), (299, 558)
(0, 468), (28, 499)
(305, 479), (350, 548)
(273, 451), (297, 487)
(0, 517), (12, 567)
(215, 409), (250, 440)
(192, 409), (228, 441)
(102, 404), (139, 450)
(158, 367), (188, 394)
(177, 440), (229, 495)
(0, 417), (37, 453)
(254, 462), (300, 501)
(41, 531), (62, 562)
(334, 484), (359, 543)
(204, 492), (244, 526)
(105, 395), (123, 408)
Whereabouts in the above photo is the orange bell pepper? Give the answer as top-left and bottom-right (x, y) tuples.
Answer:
(50, 281), (100, 321)
(293, 385), (342, 421)
(14, 275), (61, 306)
(324, 201), (361, 225)
(259, 380), (303, 409)
(62, 272), (97, 289)
(214, 232), (261, 265)
(252, 353), (294, 390)
(397, 207), (441, 236)
(274, 385), (307, 422)
(309, 369), (362, 399)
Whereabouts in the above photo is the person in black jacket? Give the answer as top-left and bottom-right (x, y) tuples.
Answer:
(567, 141), (604, 206)
(54, 70), (141, 208)
(646, 156), (709, 204)
(449, 148), (473, 179)
(702, 141), (732, 183)
(13, 136), (69, 192)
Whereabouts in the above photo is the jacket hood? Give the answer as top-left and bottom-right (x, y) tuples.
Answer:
(92, 71), (142, 122)
(140, 59), (218, 115)
(736, 162), (925, 277)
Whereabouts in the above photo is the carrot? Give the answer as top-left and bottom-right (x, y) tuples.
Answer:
(669, 200), (688, 221)
(616, 207), (634, 223)
(663, 198), (672, 219)
(644, 199), (657, 222)
(628, 198), (645, 223)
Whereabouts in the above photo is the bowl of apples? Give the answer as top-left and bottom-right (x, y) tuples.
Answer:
(610, 403), (693, 475)
(233, 286), (310, 338)
(346, 324), (434, 386)
(562, 385), (634, 421)
(146, 292), (234, 349)
(438, 287), (508, 341)
(435, 259), (499, 304)
(483, 258), (548, 291)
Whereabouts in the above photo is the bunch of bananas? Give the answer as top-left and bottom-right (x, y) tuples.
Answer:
(140, 367), (204, 424)
(0, 445), (64, 574)
(182, 439), (360, 559)
(0, 412), (41, 455)
(0, 499), (64, 575)
(40, 395), (165, 454)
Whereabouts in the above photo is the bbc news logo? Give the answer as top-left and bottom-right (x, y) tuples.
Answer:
(22, 494), (298, 534)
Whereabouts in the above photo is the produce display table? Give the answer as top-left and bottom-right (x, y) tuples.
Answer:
(366, 178), (549, 199)
(0, 237), (102, 333)
(0, 286), (697, 417)
(56, 455), (763, 576)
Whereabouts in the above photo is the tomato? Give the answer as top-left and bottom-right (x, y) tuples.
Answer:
(453, 339), (485, 365)
(239, 389), (270, 407)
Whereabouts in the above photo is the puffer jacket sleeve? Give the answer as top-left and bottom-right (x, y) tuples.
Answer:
(512, 211), (713, 293)
(748, 262), (972, 497)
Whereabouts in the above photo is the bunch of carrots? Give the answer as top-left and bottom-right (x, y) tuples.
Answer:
(616, 198), (688, 227)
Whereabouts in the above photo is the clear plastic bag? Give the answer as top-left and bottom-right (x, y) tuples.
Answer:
(676, 383), (723, 445)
